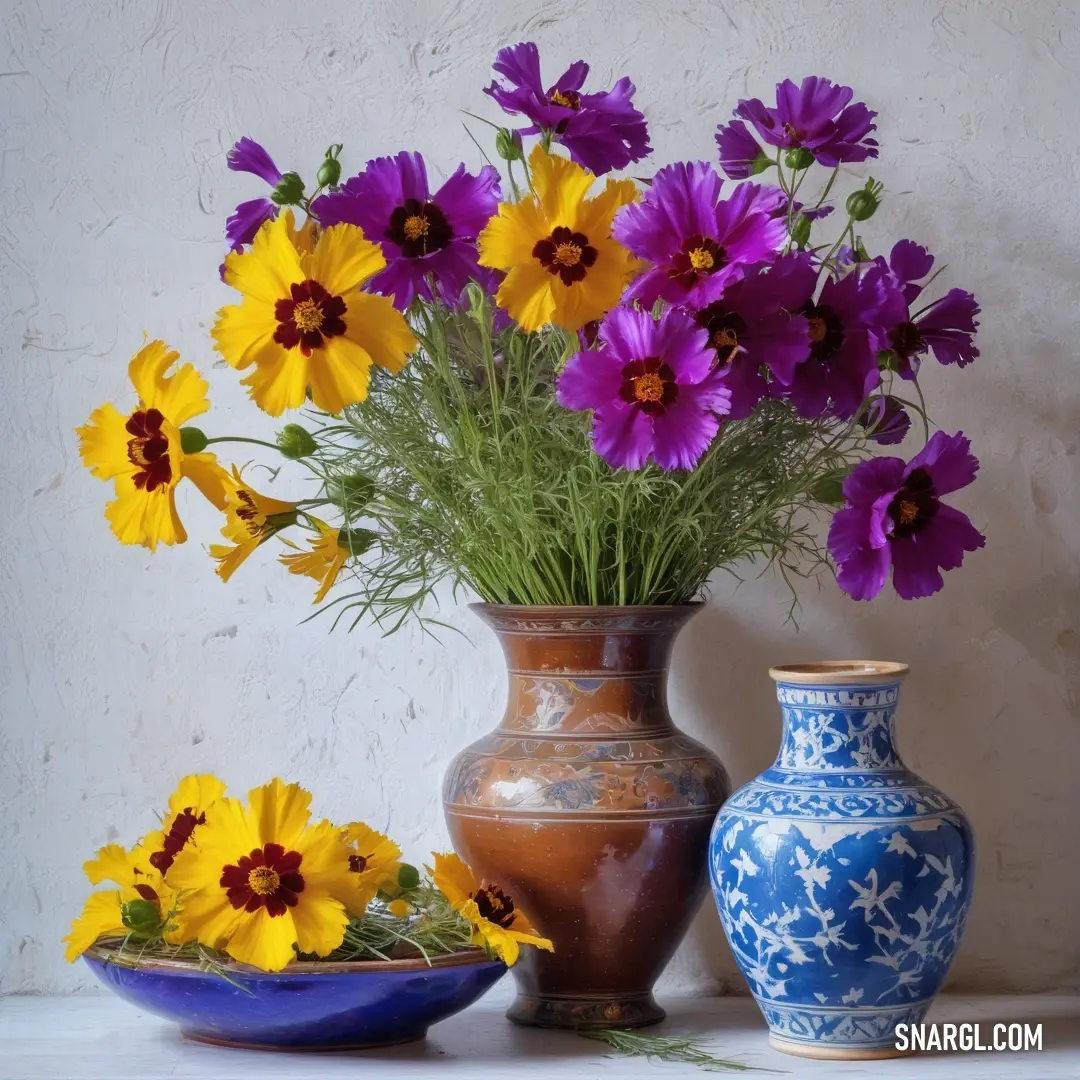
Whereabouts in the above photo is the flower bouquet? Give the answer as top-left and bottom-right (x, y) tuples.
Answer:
(74, 41), (987, 1034)
(66, 774), (551, 1049)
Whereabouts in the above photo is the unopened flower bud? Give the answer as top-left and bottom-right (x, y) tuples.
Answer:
(179, 426), (208, 454)
(785, 147), (815, 170)
(337, 527), (378, 556)
(276, 423), (317, 459)
(331, 473), (376, 510)
(121, 899), (162, 937)
(789, 214), (812, 249)
(316, 144), (343, 190)
(397, 863), (421, 890)
(810, 470), (851, 507)
(495, 128), (524, 162)
(270, 171), (306, 206)
(846, 178), (883, 222)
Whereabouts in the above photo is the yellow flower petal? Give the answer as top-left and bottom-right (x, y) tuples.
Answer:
(576, 176), (639, 240)
(128, 341), (210, 427)
(304, 223), (385, 298)
(279, 520), (348, 603)
(342, 291), (416, 376)
(307, 335), (373, 415)
(166, 774), (227, 819)
(170, 884), (245, 953)
(211, 298), (279, 372)
(248, 779), (312, 852)
(223, 210), (305, 304)
(180, 452), (231, 512)
(64, 890), (126, 962)
(429, 852), (477, 909)
(289, 889), (350, 958)
(239, 349), (310, 417)
(211, 539), (259, 582)
(83, 845), (134, 888)
(76, 403), (135, 481)
(478, 197), (549, 269)
(496, 262), (557, 333)
(528, 146), (594, 227)
(105, 476), (185, 551)
(225, 907), (299, 972)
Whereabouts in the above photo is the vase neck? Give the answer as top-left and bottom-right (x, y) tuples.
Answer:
(773, 680), (905, 772)
(475, 606), (698, 737)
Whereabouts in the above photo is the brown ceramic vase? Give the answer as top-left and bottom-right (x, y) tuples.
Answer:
(442, 604), (730, 1030)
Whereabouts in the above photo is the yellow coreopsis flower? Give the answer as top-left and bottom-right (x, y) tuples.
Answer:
(212, 211), (417, 416)
(76, 341), (228, 550)
(64, 843), (169, 961)
(209, 467), (299, 582)
(342, 822), (404, 914)
(429, 852), (554, 966)
(477, 146), (638, 333)
(279, 518), (350, 603)
(64, 774), (226, 961)
(166, 779), (356, 972)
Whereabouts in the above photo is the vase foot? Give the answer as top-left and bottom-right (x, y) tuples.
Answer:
(507, 992), (665, 1030)
(768, 1035), (915, 1061)
(181, 1030), (427, 1052)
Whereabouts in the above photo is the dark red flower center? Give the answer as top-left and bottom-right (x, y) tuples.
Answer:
(801, 302), (845, 362)
(670, 235), (726, 288)
(619, 355), (679, 416)
(887, 467), (938, 540)
(533, 226), (598, 286)
(348, 852), (371, 873)
(274, 279), (347, 358)
(473, 884), (517, 929)
(221, 842), (305, 917)
(695, 304), (748, 366)
(889, 320), (926, 360)
(549, 88), (581, 111)
(386, 198), (453, 258)
(148, 807), (205, 875)
(126, 409), (172, 493)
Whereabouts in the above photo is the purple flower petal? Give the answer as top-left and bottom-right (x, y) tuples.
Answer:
(591, 401), (654, 470)
(225, 197), (278, 251)
(715, 120), (766, 180)
(889, 239), (934, 303)
(906, 430), (979, 495)
(435, 163), (501, 238)
(861, 396), (911, 444)
(834, 535), (892, 600)
(916, 289), (980, 368)
(890, 505), (985, 599)
(557, 350), (624, 410)
(227, 137), (282, 186)
(651, 376), (726, 470)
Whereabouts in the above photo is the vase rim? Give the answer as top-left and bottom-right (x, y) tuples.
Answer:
(83, 941), (498, 977)
(469, 603), (703, 614)
(769, 660), (909, 685)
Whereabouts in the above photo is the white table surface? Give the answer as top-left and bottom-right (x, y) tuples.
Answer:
(2, 987), (1078, 1080)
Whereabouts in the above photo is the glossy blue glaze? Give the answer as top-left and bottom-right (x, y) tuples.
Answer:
(83, 948), (506, 1050)
(709, 667), (974, 1056)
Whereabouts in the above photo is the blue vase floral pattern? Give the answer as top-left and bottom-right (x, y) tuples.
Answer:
(709, 675), (974, 1054)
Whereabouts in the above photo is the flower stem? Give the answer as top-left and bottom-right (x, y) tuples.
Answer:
(204, 436), (283, 453)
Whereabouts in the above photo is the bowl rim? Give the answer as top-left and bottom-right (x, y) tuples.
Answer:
(769, 660), (910, 684)
(84, 940), (501, 976)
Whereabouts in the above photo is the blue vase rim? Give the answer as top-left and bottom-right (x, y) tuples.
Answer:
(84, 941), (502, 978)
(769, 660), (909, 686)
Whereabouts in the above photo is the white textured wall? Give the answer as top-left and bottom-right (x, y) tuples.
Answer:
(2, 0), (1078, 995)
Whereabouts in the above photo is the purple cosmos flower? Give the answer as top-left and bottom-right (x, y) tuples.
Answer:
(614, 163), (787, 310)
(859, 395), (912, 444)
(225, 137), (283, 251)
(777, 262), (907, 420)
(733, 77), (878, 167)
(312, 151), (500, 311)
(715, 119), (771, 180)
(877, 241), (980, 378)
(693, 253), (818, 419)
(829, 430), (985, 600)
(557, 306), (731, 471)
(484, 42), (651, 175)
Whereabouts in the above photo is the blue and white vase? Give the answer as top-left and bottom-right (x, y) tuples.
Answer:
(709, 662), (974, 1060)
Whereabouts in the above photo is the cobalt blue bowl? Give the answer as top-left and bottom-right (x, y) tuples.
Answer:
(83, 942), (507, 1051)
